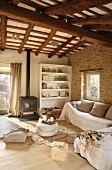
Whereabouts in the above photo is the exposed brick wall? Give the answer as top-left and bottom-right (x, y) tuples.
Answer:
(68, 45), (112, 104)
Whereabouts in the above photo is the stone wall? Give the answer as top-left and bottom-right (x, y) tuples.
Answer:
(68, 45), (112, 104)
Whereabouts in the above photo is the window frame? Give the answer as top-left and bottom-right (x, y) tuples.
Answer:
(85, 72), (100, 101)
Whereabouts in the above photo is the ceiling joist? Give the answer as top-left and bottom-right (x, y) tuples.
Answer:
(18, 24), (34, 53)
(88, 25), (112, 32)
(48, 36), (76, 58)
(1, 15), (7, 50)
(35, 30), (56, 56)
(11, 0), (21, 5)
(0, 0), (112, 48)
(59, 40), (87, 58)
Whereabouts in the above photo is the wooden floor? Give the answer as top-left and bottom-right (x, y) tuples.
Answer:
(0, 116), (95, 170)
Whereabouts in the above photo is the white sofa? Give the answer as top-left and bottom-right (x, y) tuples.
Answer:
(60, 101), (112, 131)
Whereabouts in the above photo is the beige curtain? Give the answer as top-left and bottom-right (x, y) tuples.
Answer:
(9, 63), (21, 116)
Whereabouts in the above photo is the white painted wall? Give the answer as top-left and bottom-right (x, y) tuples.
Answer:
(0, 50), (26, 96)
(0, 49), (68, 98)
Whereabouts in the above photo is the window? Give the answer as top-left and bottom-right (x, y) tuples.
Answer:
(86, 72), (100, 100)
(0, 66), (11, 110)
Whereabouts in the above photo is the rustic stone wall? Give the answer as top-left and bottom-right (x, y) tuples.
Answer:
(68, 45), (112, 104)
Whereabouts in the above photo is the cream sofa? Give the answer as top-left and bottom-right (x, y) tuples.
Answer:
(60, 100), (112, 131)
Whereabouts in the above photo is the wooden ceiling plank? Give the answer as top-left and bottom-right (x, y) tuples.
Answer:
(7, 25), (27, 31)
(97, 6), (112, 15)
(44, 0), (112, 16)
(0, 0), (112, 47)
(85, 9), (100, 16)
(7, 31), (24, 36)
(71, 14), (112, 25)
(1, 15), (7, 50)
(8, 18), (29, 25)
(48, 36), (76, 58)
(35, 30), (56, 55)
(20, 0), (44, 9)
(59, 40), (87, 58)
(32, 30), (49, 36)
(18, 24), (34, 53)
(78, 12), (89, 18)
(36, 0), (52, 7)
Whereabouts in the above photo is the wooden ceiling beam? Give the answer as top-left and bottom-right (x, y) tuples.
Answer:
(11, 0), (21, 5)
(1, 15), (7, 50)
(59, 40), (87, 58)
(88, 25), (112, 32)
(35, 30), (56, 56)
(18, 24), (34, 53)
(0, 0), (112, 47)
(71, 15), (112, 25)
(44, 0), (112, 16)
(48, 36), (76, 58)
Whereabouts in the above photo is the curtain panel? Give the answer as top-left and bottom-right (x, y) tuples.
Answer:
(9, 63), (21, 116)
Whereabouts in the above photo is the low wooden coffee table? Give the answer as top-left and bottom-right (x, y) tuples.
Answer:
(36, 121), (58, 137)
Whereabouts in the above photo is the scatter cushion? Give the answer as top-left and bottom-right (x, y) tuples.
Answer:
(77, 100), (95, 112)
(105, 105), (112, 120)
(70, 101), (78, 109)
(3, 129), (29, 143)
(90, 102), (110, 118)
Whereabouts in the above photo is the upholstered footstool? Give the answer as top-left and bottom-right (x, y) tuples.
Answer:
(36, 122), (58, 137)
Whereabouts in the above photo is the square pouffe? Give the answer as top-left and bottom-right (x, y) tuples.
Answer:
(51, 142), (68, 161)
(36, 122), (58, 137)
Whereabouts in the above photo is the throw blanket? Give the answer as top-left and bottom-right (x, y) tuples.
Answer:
(60, 102), (112, 130)
(74, 127), (112, 170)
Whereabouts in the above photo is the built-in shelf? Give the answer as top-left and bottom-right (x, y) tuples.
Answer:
(39, 63), (72, 114)
(42, 81), (69, 83)
(41, 89), (69, 91)
(42, 97), (69, 100)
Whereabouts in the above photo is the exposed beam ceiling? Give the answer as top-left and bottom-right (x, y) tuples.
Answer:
(0, 0), (112, 48)
(44, 0), (112, 16)
(0, 0), (111, 56)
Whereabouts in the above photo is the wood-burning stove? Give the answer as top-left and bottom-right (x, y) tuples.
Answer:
(19, 49), (38, 118)
(19, 96), (38, 116)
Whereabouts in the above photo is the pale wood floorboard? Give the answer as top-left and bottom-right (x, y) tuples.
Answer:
(0, 116), (95, 170)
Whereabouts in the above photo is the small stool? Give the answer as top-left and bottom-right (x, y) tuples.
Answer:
(36, 122), (58, 137)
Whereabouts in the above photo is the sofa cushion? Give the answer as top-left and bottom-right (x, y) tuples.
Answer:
(105, 105), (112, 120)
(90, 102), (110, 118)
(77, 100), (94, 112)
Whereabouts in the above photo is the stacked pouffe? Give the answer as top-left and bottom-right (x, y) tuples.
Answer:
(36, 122), (58, 137)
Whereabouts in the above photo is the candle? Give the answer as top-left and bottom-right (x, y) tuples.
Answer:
(50, 117), (54, 122)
